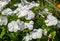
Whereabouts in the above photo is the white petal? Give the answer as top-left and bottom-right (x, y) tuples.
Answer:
(2, 8), (13, 15)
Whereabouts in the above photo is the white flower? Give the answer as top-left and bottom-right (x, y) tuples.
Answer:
(25, 21), (34, 30)
(8, 21), (20, 32)
(0, 16), (8, 25)
(13, 1), (39, 20)
(14, 0), (39, 10)
(29, 20), (34, 25)
(17, 10), (28, 18)
(8, 19), (25, 32)
(44, 8), (49, 12)
(13, 7), (22, 13)
(25, 10), (35, 20)
(17, 10), (35, 20)
(42, 8), (49, 14)
(31, 29), (43, 39)
(57, 21), (60, 28)
(8, 19), (34, 32)
(42, 8), (52, 15)
(16, 19), (26, 30)
(43, 29), (47, 35)
(0, 0), (11, 11)
(23, 34), (32, 41)
(23, 28), (47, 41)
(25, 1), (39, 10)
(45, 15), (58, 26)
(0, 1), (7, 11)
(2, 8), (13, 15)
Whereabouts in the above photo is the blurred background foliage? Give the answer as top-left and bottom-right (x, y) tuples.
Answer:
(0, 0), (60, 41)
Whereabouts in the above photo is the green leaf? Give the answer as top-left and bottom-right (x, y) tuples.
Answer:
(8, 33), (16, 39)
(51, 31), (56, 37)
(0, 27), (5, 38)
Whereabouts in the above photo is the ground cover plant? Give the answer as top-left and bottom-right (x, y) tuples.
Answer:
(0, 0), (60, 41)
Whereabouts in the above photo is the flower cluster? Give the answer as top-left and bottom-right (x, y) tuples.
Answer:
(45, 14), (58, 26)
(39, 8), (58, 26)
(13, 1), (39, 20)
(0, 0), (60, 41)
(23, 28), (47, 41)
(8, 19), (34, 32)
